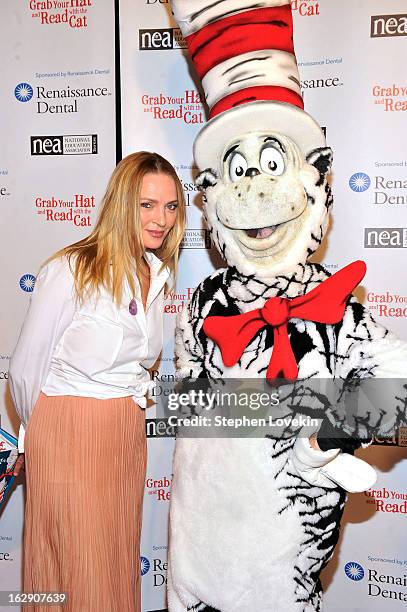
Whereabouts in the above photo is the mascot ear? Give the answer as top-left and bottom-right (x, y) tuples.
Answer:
(306, 147), (333, 187)
(195, 168), (218, 191)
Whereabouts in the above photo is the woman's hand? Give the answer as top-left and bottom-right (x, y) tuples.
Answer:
(13, 453), (25, 476)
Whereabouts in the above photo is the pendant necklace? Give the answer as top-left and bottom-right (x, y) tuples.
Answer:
(128, 298), (138, 316)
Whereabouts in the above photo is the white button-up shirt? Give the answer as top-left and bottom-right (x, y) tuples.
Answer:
(9, 252), (170, 453)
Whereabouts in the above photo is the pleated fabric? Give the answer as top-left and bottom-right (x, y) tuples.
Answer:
(22, 392), (147, 612)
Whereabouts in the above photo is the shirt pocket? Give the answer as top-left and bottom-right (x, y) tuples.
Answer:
(56, 314), (124, 378)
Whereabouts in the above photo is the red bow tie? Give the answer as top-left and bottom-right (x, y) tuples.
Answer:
(203, 261), (366, 380)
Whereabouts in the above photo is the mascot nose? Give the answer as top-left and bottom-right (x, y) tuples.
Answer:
(245, 167), (260, 178)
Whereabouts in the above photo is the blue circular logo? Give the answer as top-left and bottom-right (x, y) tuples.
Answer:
(14, 83), (33, 102)
(349, 172), (371, 193)
(140, 556), (150, 576)
(344, 561), (365, 581)
(19, 274), (36, 293)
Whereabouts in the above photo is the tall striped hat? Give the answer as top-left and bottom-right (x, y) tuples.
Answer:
(171, 0), (326, 172)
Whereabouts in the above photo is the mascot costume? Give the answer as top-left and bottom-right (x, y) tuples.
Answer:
(166, 1), (407, 610)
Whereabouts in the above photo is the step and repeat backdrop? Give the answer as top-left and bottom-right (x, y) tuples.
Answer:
(1, 1), (407, 611)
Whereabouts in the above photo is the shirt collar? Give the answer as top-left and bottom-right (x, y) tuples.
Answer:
(142, 251), (171, 311)
(144, 250), (171, 284)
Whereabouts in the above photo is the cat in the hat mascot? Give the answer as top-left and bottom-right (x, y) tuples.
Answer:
(166, 1), (407, 611)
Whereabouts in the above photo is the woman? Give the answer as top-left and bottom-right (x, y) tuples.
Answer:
(9, 152), (186, 611)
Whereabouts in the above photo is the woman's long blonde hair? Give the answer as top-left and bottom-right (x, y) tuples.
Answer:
(49, 152), (186, 304)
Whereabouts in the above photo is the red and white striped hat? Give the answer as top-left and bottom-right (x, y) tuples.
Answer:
(171, 0), (326, 172)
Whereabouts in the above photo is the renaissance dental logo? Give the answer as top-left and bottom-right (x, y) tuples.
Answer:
(367, 290), (407, 320)
(371, 14), (407, 38)
(364, 228), (407, 249)
(349, 172), (371, 193)
(35, 194), (96, 227)
(29, 0), (92, 29)
(139, 28), (187, 50)
(140, 557), (150, 576)
(19, 274), (36, 293)
(31, 134), (98, 155)
(345, 561), (365, 582)
(14, 82), (111, 115)
(350, 171), (407, 205)
(345, 560), (407, 602)
(141, 90), (204, 125)
(14, 83), (34, 102)
(373, 84), (407, 112)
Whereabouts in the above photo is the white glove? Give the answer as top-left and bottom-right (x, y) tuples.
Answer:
(292, 437), (377, 493)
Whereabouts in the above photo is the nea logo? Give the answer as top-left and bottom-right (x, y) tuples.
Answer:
(139, 28), (174, 50)
(31, 135), (98, 156)
(31, 136), (64, 155)
(365, 228), (407, 248)
(371, 14), (407, 37)
(139, 28), (186, 50)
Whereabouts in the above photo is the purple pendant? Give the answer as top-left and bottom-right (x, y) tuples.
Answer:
(129, 298), (138, 316)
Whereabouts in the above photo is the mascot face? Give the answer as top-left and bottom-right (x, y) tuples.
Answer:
(197, 130), (333, 278)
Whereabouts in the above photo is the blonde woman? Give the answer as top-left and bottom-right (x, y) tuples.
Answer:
(9, 152), (186, 611)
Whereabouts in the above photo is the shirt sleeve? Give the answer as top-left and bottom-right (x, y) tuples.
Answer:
(9, 257), (76, 452)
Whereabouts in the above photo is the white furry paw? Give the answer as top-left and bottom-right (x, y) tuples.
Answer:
(292, 437), (377, 492)
(292, 437), (341, 489)
(320, 453), (377, 493)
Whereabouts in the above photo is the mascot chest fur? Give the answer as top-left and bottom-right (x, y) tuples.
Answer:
(170, 270), (385, 612)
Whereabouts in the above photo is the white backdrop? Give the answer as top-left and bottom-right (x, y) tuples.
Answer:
(1, 1), (407, 611)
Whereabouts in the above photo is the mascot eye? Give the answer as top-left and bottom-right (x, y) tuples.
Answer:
(259, 147), (285, 176)
(229, 153), (248, 182)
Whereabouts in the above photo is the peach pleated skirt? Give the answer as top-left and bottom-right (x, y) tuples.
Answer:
(23, 392), (147, 612)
